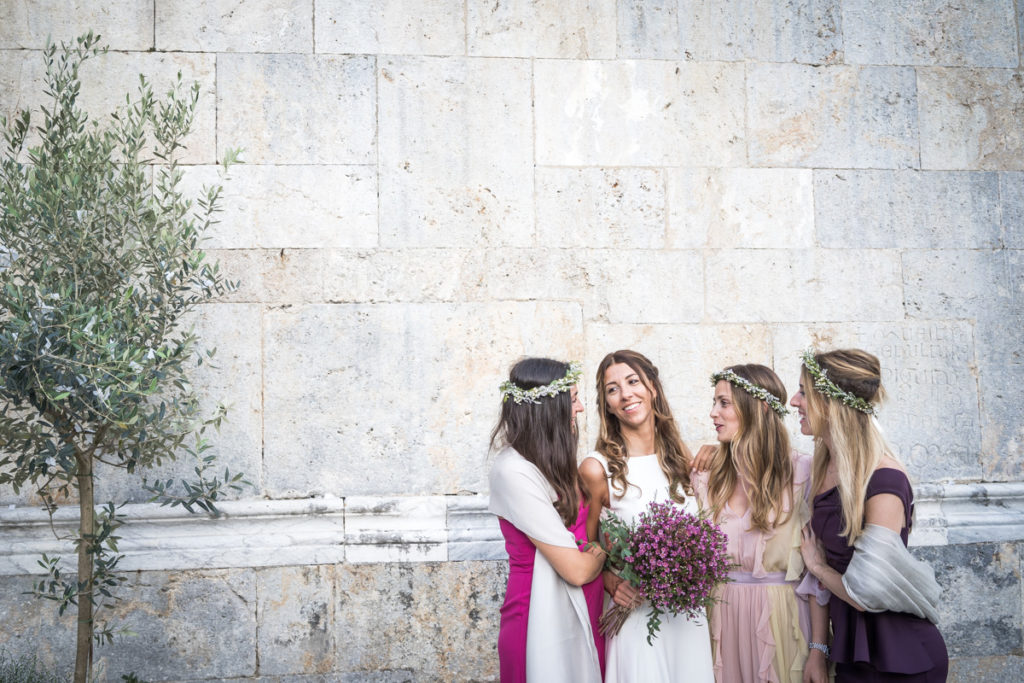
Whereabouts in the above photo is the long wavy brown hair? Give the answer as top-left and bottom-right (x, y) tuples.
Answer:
(490, 357), (582, 527)
(802, 348), (897, 543)
(594, 350), (692, 503)
(707, 364), (793, 532)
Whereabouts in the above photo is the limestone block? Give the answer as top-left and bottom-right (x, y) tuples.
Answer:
(617, 0), (679, 59)
(94, 304), (264, 502)
(218, 54), (376, 165)
(668, 168), (814, 249)
(186, 165), (378, 250)
(949, 656), (1024, 682)
(262, 303), (584, 498)
(463, 248), (586, 304)
(772, 322), (983, 482)
(535, 60), (745, 167)
(902, 250), (1013, 319)
(748, 64), (918, 168)
(336, 561), (504, 680)
(317, 0), (465, 56)
(1002, 173), (1024, 247)
(257, 565), (338, 676)
(345, 496), (447, 563)
(448, 496), (505, 561)
(677, 0), (842, 63)
(156, 0), (312, 52)
(815, 171), (1002, 248)
(467, 0), (616, 58)
(0, 575), (75, 670)
(918, 68), (1024, 171)
(0, 0), (152, 50)
(378, 57), (533, 247)
(582, 250), (703, 324)
(322, 249), (469, 303)
(584, 323), (772, 449)
(536, 167), (666, 249)
(910, 543), (1021, 657)
(94, 569), (257, 680)
(704, 249), (903, 322)
(843, 0), (1018, 67)
(976, 316), (1024, 482)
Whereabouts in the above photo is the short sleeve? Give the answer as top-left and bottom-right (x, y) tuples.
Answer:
(866, 468), (914, 529)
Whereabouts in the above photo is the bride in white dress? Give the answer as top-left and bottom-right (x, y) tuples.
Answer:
(580, 350), (714, 683)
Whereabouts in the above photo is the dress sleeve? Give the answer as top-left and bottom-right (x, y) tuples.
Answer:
(865, 468), (914, 529)
(489, 447), (578, 549)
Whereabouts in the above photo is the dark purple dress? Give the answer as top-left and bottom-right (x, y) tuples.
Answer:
(811, 468), (948, 682)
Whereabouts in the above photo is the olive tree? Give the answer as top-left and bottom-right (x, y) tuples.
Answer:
(0, 33), (245, 682)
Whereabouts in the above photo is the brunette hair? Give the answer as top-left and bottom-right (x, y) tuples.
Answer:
(707, 364), (793, 532)
(594, 350), (692, 503)
(801, 348), (897, 542)
(490, 357), (582, 527)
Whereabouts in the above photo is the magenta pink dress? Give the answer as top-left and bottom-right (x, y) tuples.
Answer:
(498, 501), (606, 682)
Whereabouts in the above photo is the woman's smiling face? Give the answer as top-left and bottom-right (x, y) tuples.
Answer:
(603, 362), (656, 431)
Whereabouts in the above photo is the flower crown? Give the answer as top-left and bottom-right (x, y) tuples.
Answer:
(710, 369), (789, 417)
(500, 361), (583, 405)
(800, 349), (875, 415)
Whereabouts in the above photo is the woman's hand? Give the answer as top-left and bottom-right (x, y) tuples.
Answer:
(691, 443), (717, 472)
(605, 572), (641, 608)
(800, 526), (826, 578)
(802, 649), (828, 683)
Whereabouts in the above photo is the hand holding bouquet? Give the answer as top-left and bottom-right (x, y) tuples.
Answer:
(599, 500), (731, 644)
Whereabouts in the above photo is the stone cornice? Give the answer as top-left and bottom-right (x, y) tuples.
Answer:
(2, 483), (1022, 575)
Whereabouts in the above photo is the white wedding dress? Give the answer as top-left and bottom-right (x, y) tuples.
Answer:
(585, 452), (715, 683)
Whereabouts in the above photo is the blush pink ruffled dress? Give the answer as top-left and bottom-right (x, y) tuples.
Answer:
(693, 451), (814, 683)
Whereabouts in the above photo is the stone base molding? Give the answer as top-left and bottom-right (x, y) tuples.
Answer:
(3, 483), (1023, 575)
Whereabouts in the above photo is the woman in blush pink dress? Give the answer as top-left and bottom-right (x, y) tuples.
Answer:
(693, 364), (814, 683)
(489, 357), (605, 683)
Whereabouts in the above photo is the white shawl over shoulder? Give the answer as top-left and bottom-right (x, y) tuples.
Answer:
(489, 447), (602, 683)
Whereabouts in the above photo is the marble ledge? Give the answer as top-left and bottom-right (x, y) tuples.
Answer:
(2, 483), (1020, 575)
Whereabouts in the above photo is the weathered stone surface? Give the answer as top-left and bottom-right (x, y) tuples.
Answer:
(208, 249), (325, 304)
(617, 0), (679, 59)
(748, 64), (918, 168)
(262, 303), (583, 498)
(336, 561), (503, 680)
(0, 0), (152, 50)
(584, 323), (773, 445)
(1003, 173), (1024, 248)
(316, 0), (464, 56)
(346, 496), (447, 563)
(322, 249), (468, 303)
(378, 57), (533, 247)
(257, 565), (337, 676)
(918, 68), (1024, 170)
(910, 543), (1021, 657)
(96, 569), (257, 680)
(843, 0), (1018, 67)
(156, 0), (312, 52)
(217, 54), (376, 165)
(976, 315), (1024, 482)
(467, 0), (616, 58)
(535, 60), (745, 166)
(772, 322), (983, 482)
(902, 250), (1013, 319)
(186, 165), (378, 250)
(948, 655), (1024, 682)
(0, 574), (75, 670)
(815, 171), (1002, 248)
(669, 168), (814, 249)
(536, 167), (666, 249)
(704, 249), (904, 323)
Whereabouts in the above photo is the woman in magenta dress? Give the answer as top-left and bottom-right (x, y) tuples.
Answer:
(489, 357), (605, 683)
(792, 348), (947, 682)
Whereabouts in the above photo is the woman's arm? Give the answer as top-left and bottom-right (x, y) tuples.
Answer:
(530, 537), (605, 586)
(578, 457), (609, 542)
(803, 596), (830, 683)
(800, 492), (906, 611)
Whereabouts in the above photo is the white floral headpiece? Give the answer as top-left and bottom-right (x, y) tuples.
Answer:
(710, 369), (789, 417)
(800, 349), (876, 415)
(500, 361), (583, 405)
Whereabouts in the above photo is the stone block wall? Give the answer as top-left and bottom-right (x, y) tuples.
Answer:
(1, 1), (1022, 680)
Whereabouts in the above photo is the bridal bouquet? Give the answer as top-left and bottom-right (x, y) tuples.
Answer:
(599, 500), (731, 644)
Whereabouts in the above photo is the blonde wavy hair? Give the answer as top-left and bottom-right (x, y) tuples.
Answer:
(707, 364), (794, 532)
(802, 348), (898, 543)
(594, 350), (692, 503)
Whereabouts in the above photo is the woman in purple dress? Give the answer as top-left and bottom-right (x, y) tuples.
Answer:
(489, 357), (606, 683)
(791, 348), (947, 682)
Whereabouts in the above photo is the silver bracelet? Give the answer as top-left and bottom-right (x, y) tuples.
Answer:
(808, 642), (830, 659)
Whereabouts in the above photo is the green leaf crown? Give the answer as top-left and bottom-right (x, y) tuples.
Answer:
(500, 361), (582, 405)
(800, 349), (876, 415)
(709, 369), (789, 417)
